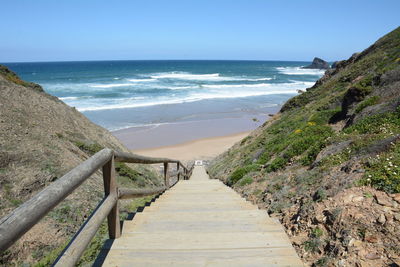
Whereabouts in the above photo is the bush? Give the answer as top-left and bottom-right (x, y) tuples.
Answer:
(228, 164), (258, 185)
(238, 176), (254, 187)
(355, 96), (380, 113)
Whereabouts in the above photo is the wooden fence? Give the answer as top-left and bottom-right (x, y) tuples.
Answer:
(0, 148), (194, 266)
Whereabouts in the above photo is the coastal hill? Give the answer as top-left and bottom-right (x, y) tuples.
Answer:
(208, 27), (400, 266)
(0, 66), (162, 265)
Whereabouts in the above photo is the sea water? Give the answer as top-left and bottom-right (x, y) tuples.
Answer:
(4, 60), (325, 131)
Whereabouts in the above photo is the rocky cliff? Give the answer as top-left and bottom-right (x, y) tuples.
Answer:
(0, 66), (162, 265)
(303, 57), (330, 69)
(208, 27), (400, 266)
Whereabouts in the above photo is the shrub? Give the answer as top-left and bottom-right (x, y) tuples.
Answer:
(238, 176), (254, 187)
(228, 164), (258, 185)
(355, 96), (380, 113)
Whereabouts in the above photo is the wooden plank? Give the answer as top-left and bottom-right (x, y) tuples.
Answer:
(118, 187), (166, 199)
(0, 148), (113, 251)
(54, 194), (118, 267)
(101, 166), (303, 266)
(114, 151), (180, 164)
(101, 248), (303, 267)
(164, 162), (170, 188)
(102, 157), (120, 239)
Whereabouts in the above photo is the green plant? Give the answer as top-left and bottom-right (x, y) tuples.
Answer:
(238, 176), (253, 186)
(355, 96), (380, 113)
(303, 238), (321, 253)
(311, 227), (324, 238)
(228, 164), (258, 185)
(313, 188), (327, 202)
(74, 141), (103, 155)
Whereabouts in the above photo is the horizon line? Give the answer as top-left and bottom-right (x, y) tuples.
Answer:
(0, 58), (322, 64)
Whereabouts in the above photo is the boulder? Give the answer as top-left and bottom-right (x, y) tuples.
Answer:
(302, 57), (330, 69)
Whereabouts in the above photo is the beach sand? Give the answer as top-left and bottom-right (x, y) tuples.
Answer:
(112, 114), (273, 161)
(133, 131), (249, 161)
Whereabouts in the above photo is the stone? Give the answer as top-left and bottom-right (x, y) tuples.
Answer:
(364, 235), (379, 243)
(393, 193), (400, 203)
(353, 196), (364, 202)
(375, 194), (393, 207)
(302, 57), (330, 69)
(377, 214), (386, 224)
(394, 213), (400, 221)
(365, 253), (381, 260)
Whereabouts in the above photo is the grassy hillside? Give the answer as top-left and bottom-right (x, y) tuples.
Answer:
(208, 27), (400, 266)
(0, 66), (163, 265)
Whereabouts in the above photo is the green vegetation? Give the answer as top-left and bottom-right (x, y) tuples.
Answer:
(0, 65), (44, 92)
(238, 176), (253, 186)
(355, 96), (380, 113)
(228, 164), (258, 185)
(74, 140), (103, 155)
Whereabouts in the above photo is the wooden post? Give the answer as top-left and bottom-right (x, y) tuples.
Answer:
(102, 157), (121, 239)
(177, 163), (180, 181)
(164, 162), (170, 188)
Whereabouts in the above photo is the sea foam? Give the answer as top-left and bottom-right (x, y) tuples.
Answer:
(276, 67), (325, 76)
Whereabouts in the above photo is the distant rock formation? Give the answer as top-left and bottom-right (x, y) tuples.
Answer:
(302, 57), (330, 69)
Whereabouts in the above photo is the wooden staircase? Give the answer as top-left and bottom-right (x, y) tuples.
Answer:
(99, 166), (303, 266)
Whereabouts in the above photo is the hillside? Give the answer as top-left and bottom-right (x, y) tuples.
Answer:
(0, 66), (162, 265)
(208, 27), (400, 266)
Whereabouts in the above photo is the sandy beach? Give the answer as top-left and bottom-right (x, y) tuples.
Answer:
(133, 131), (249, 161)
(112, 114), (271, 161)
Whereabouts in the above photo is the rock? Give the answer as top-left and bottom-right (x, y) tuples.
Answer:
(331, 61), (339, 69)
(302, 57), (330, 69)
(364, 235), (379, 243)
(393, 193), (400, 203)
(377, 213), (386, 224)
(343, 193), (355, 204)
(375, 194), (393, 207)
(394, 213), (400, 221)
(365, 252), (381, 260)
(353, 196), (364, 202)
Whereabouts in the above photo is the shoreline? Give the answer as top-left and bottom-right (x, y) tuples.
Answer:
(111, 112), (277, 150)
(132, 131), (250, 161)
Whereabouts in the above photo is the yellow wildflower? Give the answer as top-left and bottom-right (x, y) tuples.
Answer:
(294, 129), (302, 134)
(307, 121), (316, 126)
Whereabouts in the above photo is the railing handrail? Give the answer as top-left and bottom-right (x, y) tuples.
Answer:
(0, 148), (194, 266)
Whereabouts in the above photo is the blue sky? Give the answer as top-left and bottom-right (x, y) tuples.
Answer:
(1, 0), (399, 62)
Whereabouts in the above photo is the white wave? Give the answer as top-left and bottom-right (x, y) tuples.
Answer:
(90, 83), (132, 88)
(60, 96), (80, 100)
(150, 72), (221, 80)
(77, 81), (313, 112)
(150, 72), (275, 82)
(127, 78), (157, 82)
(276, 67), (325, 75)
(246, 77), (272, 81)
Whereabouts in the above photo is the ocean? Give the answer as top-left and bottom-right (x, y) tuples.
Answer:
(4, 60), (324, 131)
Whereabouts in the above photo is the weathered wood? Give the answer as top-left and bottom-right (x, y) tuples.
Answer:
(177, 162), (180, 181)
(170, 169), (184, 178)
(54, 194), (117, 267)
(102, 157), (120, 239)
(118, 187), (166, 199)
(163, 162), (170, 188)
(101, 166), (304, 266)
(0, 148), (113, 251)
(114, 151), (180, 164)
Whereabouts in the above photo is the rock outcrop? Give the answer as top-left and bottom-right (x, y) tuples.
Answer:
(302, 57), (330, 69)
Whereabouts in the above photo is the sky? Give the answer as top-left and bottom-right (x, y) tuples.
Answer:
(1, 0), (399, 62)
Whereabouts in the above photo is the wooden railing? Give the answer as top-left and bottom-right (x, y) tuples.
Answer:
(0, 148), (194, 266)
